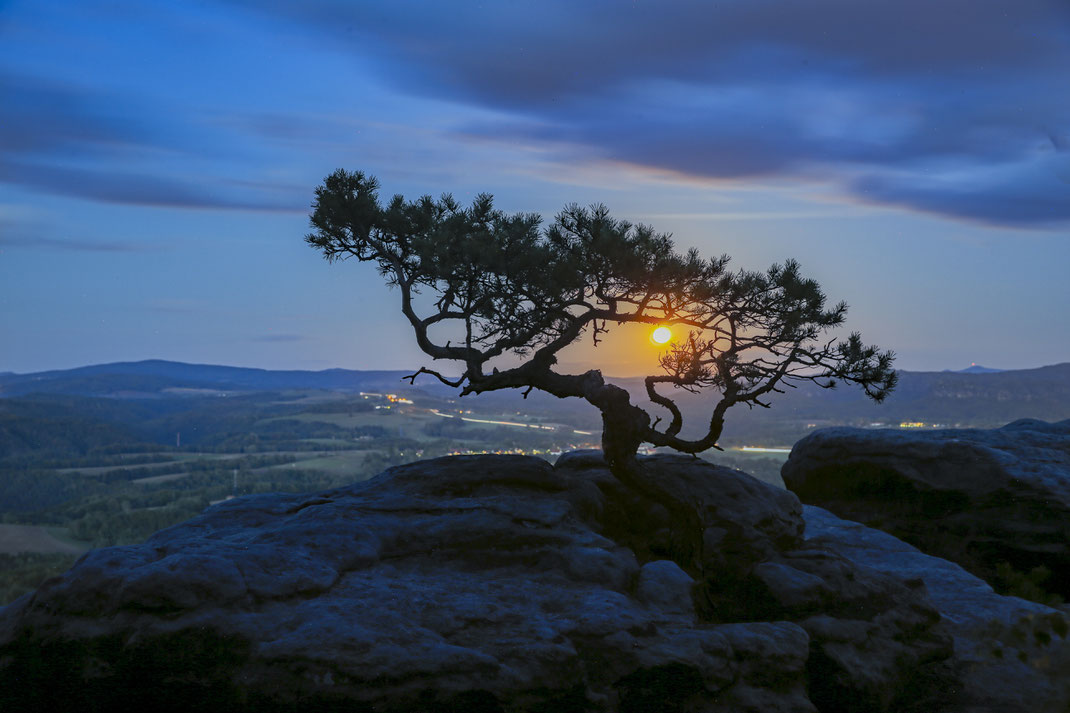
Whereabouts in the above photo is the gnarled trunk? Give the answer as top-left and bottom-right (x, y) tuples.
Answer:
(599, 401), (704, 573)
(599, 398), (649, 475)
(469, 365), (706, 570)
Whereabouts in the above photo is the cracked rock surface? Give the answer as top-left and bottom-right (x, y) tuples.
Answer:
(2, 453), (952, 712)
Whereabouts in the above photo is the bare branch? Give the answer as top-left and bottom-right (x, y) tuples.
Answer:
(403, 367), (465, 388)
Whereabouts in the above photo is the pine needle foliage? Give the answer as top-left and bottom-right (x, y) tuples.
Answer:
(307, 170), (896, 469)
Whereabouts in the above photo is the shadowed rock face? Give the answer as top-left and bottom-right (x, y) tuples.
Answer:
(781, 419), (1070, 601)
(805, 505), (1070, 713)
(1, 453), (950, 712)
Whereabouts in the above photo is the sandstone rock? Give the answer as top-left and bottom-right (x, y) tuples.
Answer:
(752, 562), (830, 610)
(636, 560), (696, 616)
(805, 504), (1070, 713)
(557, 453), (952, 712)
(782, 419), (1070, 600)
(556, 450), (805, 574)
(0, 453), (950, 712)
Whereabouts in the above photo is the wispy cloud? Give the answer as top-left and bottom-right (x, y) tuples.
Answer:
(641, 210), (849, 222)
(0, 158), (306, 213)
(0, 71), (154, 158)
(0, 235), (156, 252)
(0, 217), (158, 252)
(0, 70), (307, 213)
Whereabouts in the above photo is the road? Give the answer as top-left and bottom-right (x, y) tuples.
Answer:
(428, 409), (593, 435)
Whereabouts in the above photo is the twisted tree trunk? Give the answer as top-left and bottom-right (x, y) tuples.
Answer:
(467, 365), (705, 569)
(597, 392), (704, 573)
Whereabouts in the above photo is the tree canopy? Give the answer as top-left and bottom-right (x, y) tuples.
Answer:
(307, 169), (896, 474)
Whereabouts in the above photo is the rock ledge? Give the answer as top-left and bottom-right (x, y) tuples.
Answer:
(1, 453), (956, 712)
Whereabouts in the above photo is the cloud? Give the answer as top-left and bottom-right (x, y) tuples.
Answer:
(0, 71), (152, 157)
(234, 1), (1069, 104)
(0, 157), (306, 213)
(0, 235), (155, 252)
(852, 156), (1070, 227)
(232, 0), (1070, 227)
(0, 71), (307, 212)
(0, 217), (157, 252)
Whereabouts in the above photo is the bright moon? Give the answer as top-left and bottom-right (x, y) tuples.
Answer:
(651, 326), (672, 344)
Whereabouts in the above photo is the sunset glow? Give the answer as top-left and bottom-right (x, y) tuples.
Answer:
(0, 2), (1066, 374)
(651, 326), (673, 344)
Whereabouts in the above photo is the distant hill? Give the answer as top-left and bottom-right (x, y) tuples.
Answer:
(2, 359), (1067, 448)
(843, 362), (1070, 424)
(614, 362), (1070, 443)
(0, 360), (417, 398)
(950, 364), (1004, 374)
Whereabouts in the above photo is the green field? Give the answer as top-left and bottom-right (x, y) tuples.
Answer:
(0, 524), (89, 555)
(0, 385), (804, 606)
(132, 472), (191, 484)
(264, 450), (382, 477)
(55, 453), (247, 476)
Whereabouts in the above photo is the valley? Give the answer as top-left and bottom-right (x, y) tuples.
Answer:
(1, 359), (1066, 604)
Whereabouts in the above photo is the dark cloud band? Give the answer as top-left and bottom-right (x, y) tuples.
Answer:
(233, 0), (1070, 227)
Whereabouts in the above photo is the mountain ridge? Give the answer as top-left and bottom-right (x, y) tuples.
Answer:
(2, 360), (1068, 444)
(0, 359), (416, 397)
(2, 358), (1066, 395)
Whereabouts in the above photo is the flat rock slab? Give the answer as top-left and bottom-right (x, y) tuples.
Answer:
(1, 453), (953, 712)
(782, 419), (1070, 599)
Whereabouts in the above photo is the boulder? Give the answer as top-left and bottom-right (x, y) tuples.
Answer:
(1, 453), (951, 712)
(558, 453), (953, 713)
(781, 419), (1070, 601)
(804, 504), (1070, 713)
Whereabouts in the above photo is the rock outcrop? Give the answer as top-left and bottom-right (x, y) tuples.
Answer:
(0, 452), (952, 712)
(781, 419), (1070, 601)
(805, 504), (1070, 713)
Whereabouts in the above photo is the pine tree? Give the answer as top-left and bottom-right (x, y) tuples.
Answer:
(306, 169), (896, 486)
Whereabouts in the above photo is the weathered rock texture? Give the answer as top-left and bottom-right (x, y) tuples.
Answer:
(782, 419), (1070, 601)
(805, 505), (1070, 713)
(0, 452), (953, 712)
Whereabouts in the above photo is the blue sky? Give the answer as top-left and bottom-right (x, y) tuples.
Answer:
(1, 0), (1068, 375)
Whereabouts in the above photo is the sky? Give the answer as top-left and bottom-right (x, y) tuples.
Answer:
(1, 0), (1068, 376)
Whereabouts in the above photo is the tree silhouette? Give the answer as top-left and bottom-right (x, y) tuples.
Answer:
(306, 169), (896, 486)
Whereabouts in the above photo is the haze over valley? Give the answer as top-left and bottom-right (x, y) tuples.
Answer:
(2, 358), (1067, 604)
